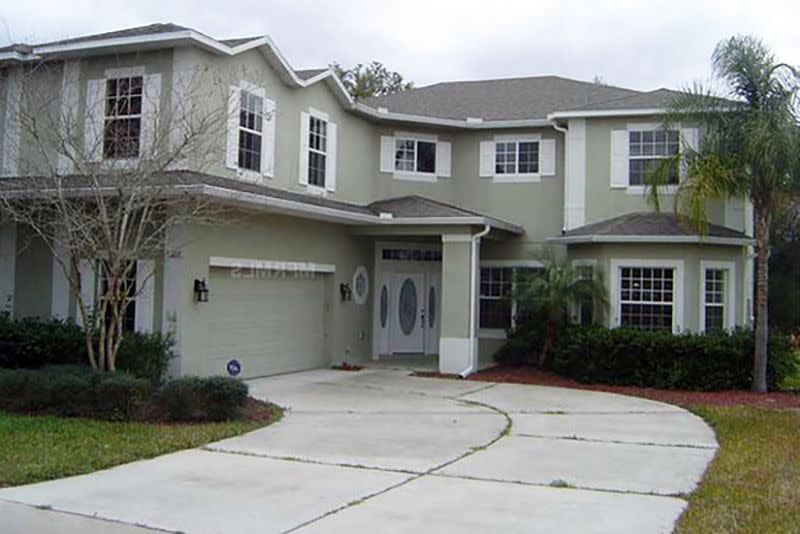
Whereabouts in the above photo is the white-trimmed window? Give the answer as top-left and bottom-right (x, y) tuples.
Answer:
(103, 76), (143, 159)
(628, 129), (679, 186)
(395, 138), (436, 174)
(238, 89), (264, 172)
(575, 263), (596, 325)
(479, 265), (542, 332)
(700, 262), (735, 332)
(495, 140), (539, 175)
(308, 116), (328, 187)
(619, 266), (675, 331)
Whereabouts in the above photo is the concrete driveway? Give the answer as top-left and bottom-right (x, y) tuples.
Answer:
(0, 368), (717, 533)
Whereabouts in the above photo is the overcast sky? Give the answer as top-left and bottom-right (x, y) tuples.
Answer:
(1, 0), (798, 91)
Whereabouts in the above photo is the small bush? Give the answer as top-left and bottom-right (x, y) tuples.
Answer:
(0, 315), (86, 368)
(157, 376), (248, 422)
(0, 365), (150, 420)
(116, 332), (174, 385)
(551, 326), (796, 391)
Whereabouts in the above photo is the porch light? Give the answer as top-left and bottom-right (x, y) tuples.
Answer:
(194, 278), (209, 302)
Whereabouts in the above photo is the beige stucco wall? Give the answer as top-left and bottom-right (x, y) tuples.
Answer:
(13, 227), (52, 319)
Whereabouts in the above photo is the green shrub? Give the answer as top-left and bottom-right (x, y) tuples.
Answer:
(0, 365), (150, 420)
(116, 332), (174, 385)
(0, 315), (86, 368)
(551, 326), (796, 391)
(493, 312), (549, 366)
(157, 376), (248, 422)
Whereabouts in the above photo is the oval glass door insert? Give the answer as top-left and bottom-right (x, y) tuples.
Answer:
(428, 286), (436, 328)
(379, 285), (388, 328)
(398, 278), (417, 335)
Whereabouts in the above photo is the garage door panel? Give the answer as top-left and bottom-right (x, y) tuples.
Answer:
(203, 269), (326, 378)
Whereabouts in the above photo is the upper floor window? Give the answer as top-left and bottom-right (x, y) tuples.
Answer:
(238, 90), (264, 172)
(495, 140), (539, 175)
(103, 76), (143, 159)
(395, 138), (436, 174)
(308, 116), (328, 187)
(628, 129), (679, 186)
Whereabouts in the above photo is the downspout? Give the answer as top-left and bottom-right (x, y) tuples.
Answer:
(460, 224), (492, 378)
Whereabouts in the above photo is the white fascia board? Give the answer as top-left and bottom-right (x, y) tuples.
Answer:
(547, 109), (667, 120)
(0, 51), (38, 62)
(353, 103), (552, 130)
(209, 256), (336, 273)
(548, 234), (753, 246)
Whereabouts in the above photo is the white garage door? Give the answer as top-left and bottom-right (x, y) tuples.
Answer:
(206, 268), (327, 378)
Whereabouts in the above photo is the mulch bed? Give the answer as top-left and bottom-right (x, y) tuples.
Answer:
(463, 366), (800, 409)
(241, 398), (283, 422)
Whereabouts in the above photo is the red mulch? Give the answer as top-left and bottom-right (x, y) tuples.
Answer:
(241, 398), (282, 422)
(467, 366), (800, 409)
(331, 362), (364, 371)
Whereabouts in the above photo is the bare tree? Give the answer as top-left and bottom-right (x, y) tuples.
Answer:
(0, 60), (239, 371)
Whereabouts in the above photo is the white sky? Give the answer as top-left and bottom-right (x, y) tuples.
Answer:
(1, 0), (798, 91)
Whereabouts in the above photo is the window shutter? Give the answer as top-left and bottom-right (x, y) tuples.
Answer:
(436, 141), (451, 177)
(140, 73), (162, 159)
(225, 85), (240, 170)
(298, 112), (310, 185)
(262, 97), (276, 177)
(610, 130), (629, 188)
(540, 139), (556, 176)
(76, 259), (96, 328)
(479, 140), (495, 177)
(325, 122), (338, 191)
(84, 79), (106, 162)
(134, 260), (155, 333)
(379, 136), (395, 173)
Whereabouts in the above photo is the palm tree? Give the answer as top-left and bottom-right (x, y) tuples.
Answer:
(648, 35), (800, 392)
(514, 261), (607, 368)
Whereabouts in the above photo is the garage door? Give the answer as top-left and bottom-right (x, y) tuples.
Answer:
(205, 267), (327, 378)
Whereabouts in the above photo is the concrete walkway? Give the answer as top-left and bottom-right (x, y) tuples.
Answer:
(0, 368), (718, 533)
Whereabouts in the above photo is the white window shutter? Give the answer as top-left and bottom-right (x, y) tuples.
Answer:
(379, 136), (396, 173)
(225, 85), (240, 170)
(325, 122), (337, 191)
(479, 140), (495, 177)
(140, 73), (162, 159)
(540, 139), (556, 176)
(262, 97), (276, 177)
(298, 111), (310, 185)
(610, 130), (629, 188)
(436, 141), (451, 177)
(84, 79), (106, 162)
(134, 260), (155, 333)
(77, 259), (96, 328)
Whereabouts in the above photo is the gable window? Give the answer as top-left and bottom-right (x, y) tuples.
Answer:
(395, 138), (436, 174)
(619, 267), (674, 331)
(628, 129), (679, 186)
(238, 90), (264, 172)
(308, 116), (328, 187)
(479, 266), (541, 331)
(495, 141), (539, 175)
(103, 76), (143, 159)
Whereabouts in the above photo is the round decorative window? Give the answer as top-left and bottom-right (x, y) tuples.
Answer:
(352, 266), (369, 305)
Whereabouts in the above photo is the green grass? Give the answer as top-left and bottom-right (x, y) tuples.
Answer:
(0, 410), (281, 487)
(677, 406), (800, 534)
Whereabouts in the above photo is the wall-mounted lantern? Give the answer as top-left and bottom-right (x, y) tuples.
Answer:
(194, 278), (209, 302)
(339, 282), (352, 302)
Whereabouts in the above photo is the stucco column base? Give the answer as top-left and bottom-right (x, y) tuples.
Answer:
(439, 337), (475, 375)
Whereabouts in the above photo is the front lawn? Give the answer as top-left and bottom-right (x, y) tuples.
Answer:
(0, 405), (282, 487)
(676, 406), (800, 534)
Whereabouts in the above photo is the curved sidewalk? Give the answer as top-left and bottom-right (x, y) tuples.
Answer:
(0, 368), (717, 533)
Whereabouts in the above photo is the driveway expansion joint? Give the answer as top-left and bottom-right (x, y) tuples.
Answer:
(513, 433), (719, 450)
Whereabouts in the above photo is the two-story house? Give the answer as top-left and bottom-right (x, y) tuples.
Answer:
(0, 23), (754, 378)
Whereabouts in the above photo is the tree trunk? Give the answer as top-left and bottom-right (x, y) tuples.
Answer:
(752, 206), (771, 393)
(538, 320), (557, 369)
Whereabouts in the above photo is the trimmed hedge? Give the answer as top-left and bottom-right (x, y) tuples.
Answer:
(157, 376), (249, 422)
(0, 365), (151, 420)
(116, 332), (173, 385)
(552, 326), (797, 391)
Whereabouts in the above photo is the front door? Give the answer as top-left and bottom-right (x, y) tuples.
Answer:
(389, 273), (425, 354)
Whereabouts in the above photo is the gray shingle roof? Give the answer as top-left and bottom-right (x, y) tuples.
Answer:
(560, 212), (747, 239)
(563, 88), (686, 112)
(218, 36), (262, 48)
(33, 23), (191, 48)
(362, 76), (642, 121)
(295, 68), (328, 80)
(367, 195), (518, 230)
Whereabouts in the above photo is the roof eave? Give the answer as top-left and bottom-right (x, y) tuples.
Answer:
(547, 234), (753, 246)
(353, 103), (552, 129)
(547, 108), (668, 120)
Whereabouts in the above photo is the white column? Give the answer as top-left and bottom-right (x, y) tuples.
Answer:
(162, 225), (186, 377)
(0, 222), (17, 315)
(50, 238), (70, 319)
